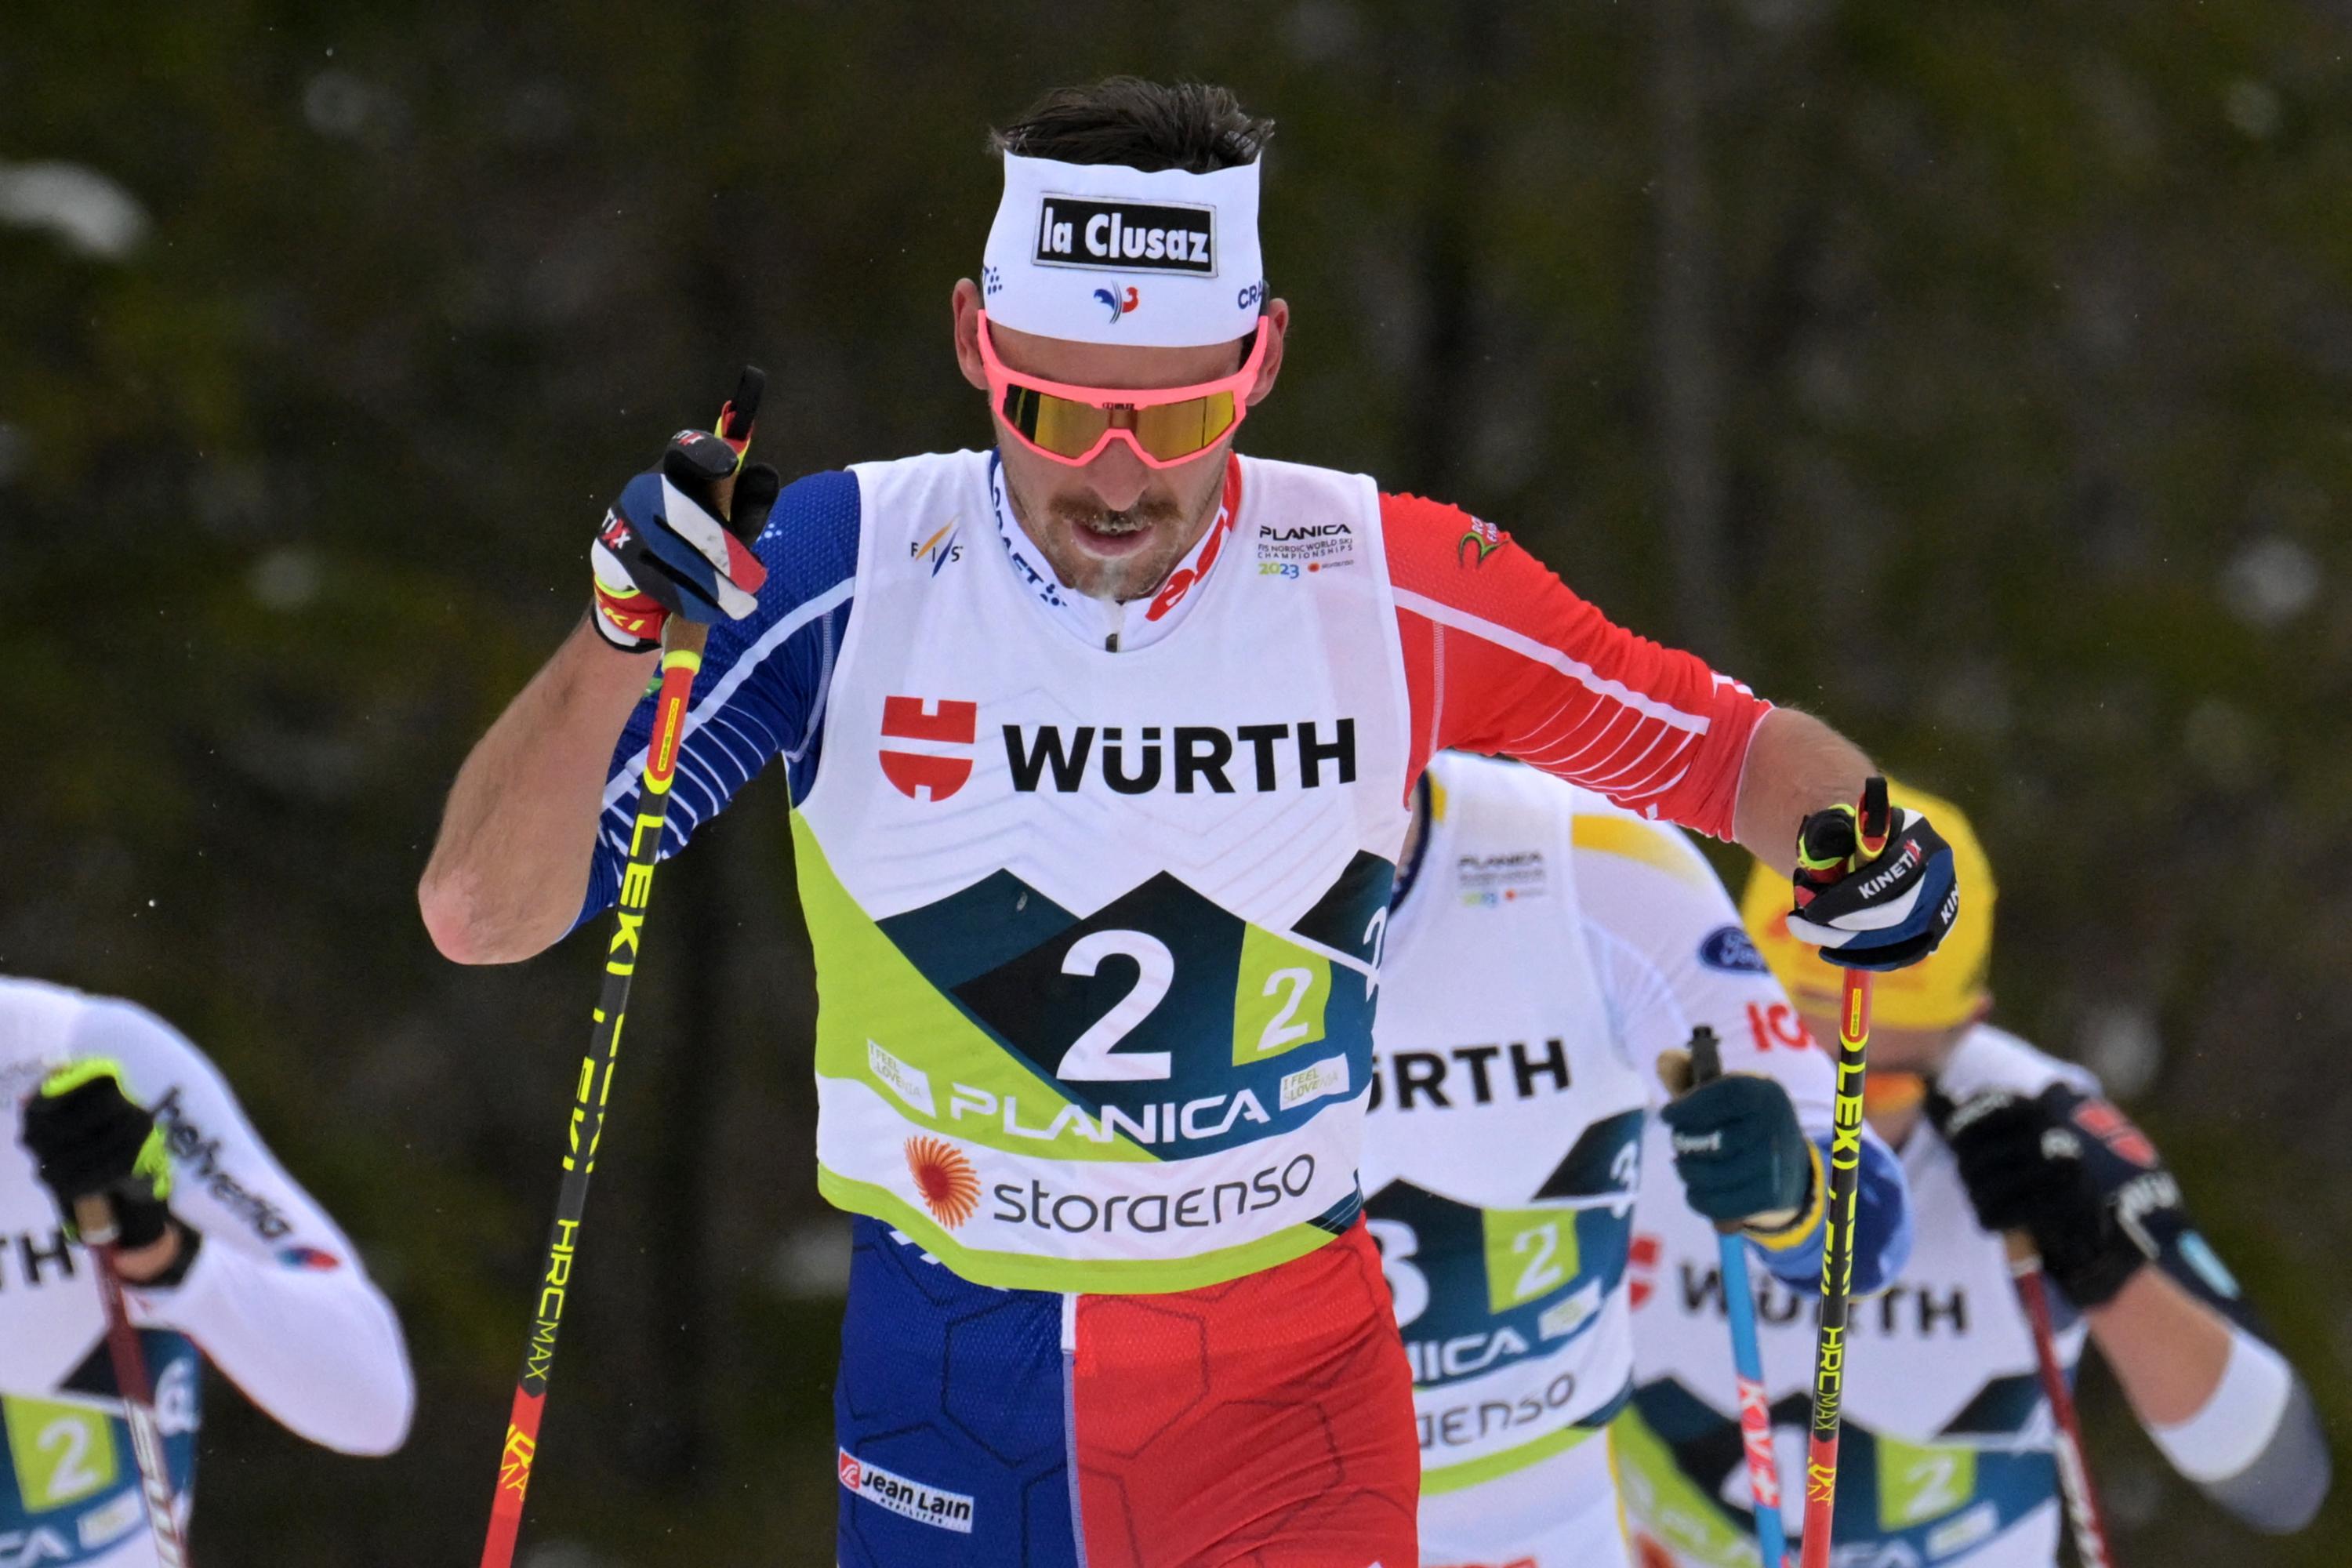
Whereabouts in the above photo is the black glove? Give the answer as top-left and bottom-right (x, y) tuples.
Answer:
(1659, 1063), (1816, 1232)
(1785, 800), (1958, 971)
(1927, 1083), (2174, 1308)
(19, 1062), (176, 1250)
(590, 430), (782, 652)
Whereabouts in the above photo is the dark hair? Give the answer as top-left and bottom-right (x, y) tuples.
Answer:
(990, 78), (1272, 173)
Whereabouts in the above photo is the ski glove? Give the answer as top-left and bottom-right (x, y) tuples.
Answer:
(590, 428), (781, 652)
(1659, 1071), (1818, 1234)
(1785, 800), (1958, 971)
(20, 1060), (176, 1250)
(1927, 1083), (2172, 1309)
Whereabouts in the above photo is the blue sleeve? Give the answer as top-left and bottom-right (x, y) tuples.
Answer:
(1749, 1134), (1914, 1296)
(575, 468), (861, 928)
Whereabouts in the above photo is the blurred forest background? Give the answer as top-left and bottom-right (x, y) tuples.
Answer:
(7, 1), (2351, 1563)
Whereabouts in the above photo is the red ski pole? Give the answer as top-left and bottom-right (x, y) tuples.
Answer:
(73, 1196), (192, 1566)
(2009, 1237), (2119, 1567)
(477, 368), (763, 1568)
(1797, 776), (1889, 1568)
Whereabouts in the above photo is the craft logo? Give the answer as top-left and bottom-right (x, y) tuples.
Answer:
(1457, 517), (1505, 567)
(909, 521), (964, 575)
(1035, 196), (1216, 275)
(1149, 500), (1233, 620)
(878, 695), (978, 802)
(1698, 924), (1769, 975)
(906, 1136), (980, 1229)
(1092, 285), (1141, 323)
(839, 1449), (977, 1534)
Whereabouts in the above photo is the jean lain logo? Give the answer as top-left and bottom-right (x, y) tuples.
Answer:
(1092, 285), (1140, 323)
(878, 696), (978, 801)
(837, 1451), (862, 1489)
(906, 1136), (980, 1229)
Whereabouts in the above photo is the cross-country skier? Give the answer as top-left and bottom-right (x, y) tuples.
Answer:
(1616, 782), (2329, 1566)
(2, 975), (414, 1566)
(417, 78), (1960, 1566)
(1365, 751), (1912, 1568)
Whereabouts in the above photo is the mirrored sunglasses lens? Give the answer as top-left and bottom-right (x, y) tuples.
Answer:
(1131, 392), (1237, 462)
(1003, 385), (1109, 459)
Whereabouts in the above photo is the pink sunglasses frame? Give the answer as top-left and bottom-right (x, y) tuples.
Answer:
(975, 310), (1272, 470)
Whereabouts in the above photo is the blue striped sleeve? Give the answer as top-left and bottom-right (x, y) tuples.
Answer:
(575, 468), (861, 928)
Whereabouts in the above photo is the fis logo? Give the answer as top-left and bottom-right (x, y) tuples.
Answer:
(879, 695), (978, 802)
(910, 521), (964, 575)
(1092, 285), (1142, 323)
(906, 1136), (980, 1229)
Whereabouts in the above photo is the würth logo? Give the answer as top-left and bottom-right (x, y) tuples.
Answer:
(880, 696), (978, 802)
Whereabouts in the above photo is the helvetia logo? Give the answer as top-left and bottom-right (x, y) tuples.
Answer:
(1092, 285), (1141, 323)
(906, 1136), (980, 1229)
(878, 695), (978, 802)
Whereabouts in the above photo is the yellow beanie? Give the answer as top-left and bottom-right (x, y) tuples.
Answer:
(1738, 779), (1996, 1032)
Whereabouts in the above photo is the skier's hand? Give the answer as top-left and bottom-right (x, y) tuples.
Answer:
(1784, 800), (1958, 971)
(1926, 1083), (2170, 1309)
(589, 429), (782, 652)
(19, 1061), (180, 1258)
(1658, 1070), (1820, 1236)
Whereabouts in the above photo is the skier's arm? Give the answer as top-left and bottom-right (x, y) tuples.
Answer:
(419, 624), (661, 962)
(70, 1000), (415, 1455)
(1933, 1080), (2328, 1531)
(1382, 494), (1866, 867)
(2087, 1267), (2329, 1531)
(420, 469), (859, 962)
(1570, 804), (1911, 1293)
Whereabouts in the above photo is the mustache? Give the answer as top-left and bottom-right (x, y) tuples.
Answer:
(1049, 493), (1185, 536)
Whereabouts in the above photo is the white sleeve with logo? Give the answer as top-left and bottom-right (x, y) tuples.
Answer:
(69, 1000), (415, 1456)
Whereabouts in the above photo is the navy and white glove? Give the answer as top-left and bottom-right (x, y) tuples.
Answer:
(20, 1061), (181, 1254)
(590, 429), (781, 652)
(1927, 1083), (2172, 1309)
(1660, 1069), (1817, 1235)
(1784, 800), (1958, 971)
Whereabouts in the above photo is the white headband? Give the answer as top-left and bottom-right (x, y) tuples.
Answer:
(982, 153), (1265, 349)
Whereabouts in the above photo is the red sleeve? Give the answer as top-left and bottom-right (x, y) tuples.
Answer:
(1384, 493), (1769, 841)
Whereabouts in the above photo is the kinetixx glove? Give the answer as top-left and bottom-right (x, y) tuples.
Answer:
(1785, 797), (1958, 971)
(590, 428), (781, 652)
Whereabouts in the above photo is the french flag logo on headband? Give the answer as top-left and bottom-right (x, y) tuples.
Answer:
(1091, 285), (1140, 323)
